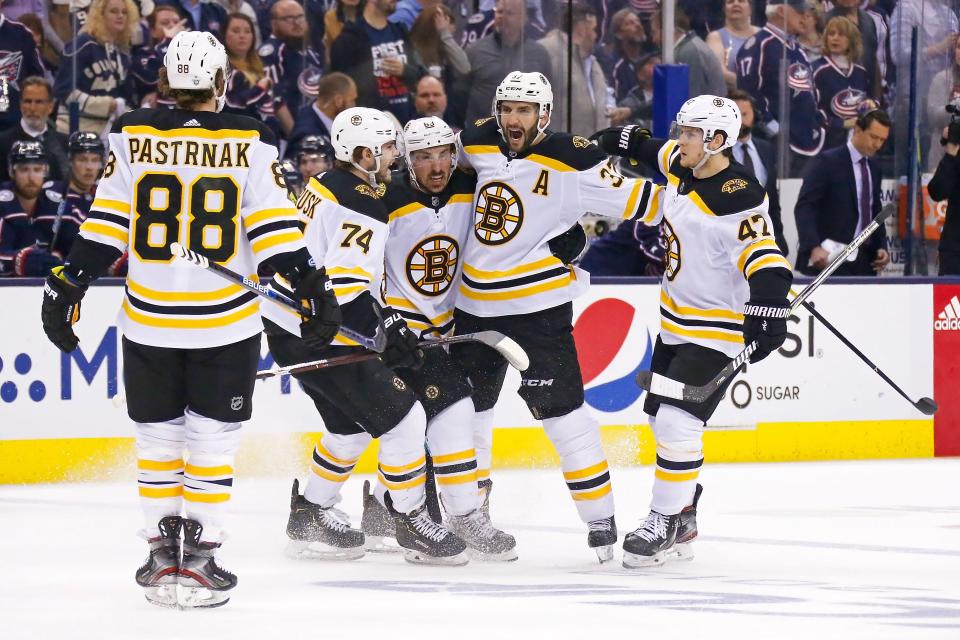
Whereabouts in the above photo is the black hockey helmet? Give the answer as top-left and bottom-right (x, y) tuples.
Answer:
(279, 158), (304, 195)
(296, 134), (334, 163)
(68, 131), (106, 159)
(8, 140), (47, 176)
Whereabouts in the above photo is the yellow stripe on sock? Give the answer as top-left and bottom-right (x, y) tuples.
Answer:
(183, 490), (231, 503)
(311, 465), (350, 482)
(477, 469), (490, 480)
(138, 486), (183, 498)
(379, 456), (427, 474)
(184, 463), (233, 477)
(563, 459), (609, 481)
(571, 483), (612, 501)
(316, 441), (360, 467)
(436, 471), (478, 486)
(654, 469), (700, 483)
(431, 449), (477, 465)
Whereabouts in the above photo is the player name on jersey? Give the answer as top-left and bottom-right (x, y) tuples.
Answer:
(126, 137), (251, 169)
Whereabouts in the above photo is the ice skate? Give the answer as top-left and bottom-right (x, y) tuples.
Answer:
(672, 484), (702, 561)
(622, 511), (680, 569)
(177, 519), (237, 608)
(396, 503), (468, 566)
(446, 508), (518, 562)
(286, 479), (365, 560)
(587, 515), (617, 563)
(478, 478), (493, 519)
(135, 515), (182, 608)
(361, 480), (401, 553)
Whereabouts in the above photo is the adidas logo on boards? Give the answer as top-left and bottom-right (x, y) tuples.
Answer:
(183, 119), (201, 127)
(935, 295), (960, 331)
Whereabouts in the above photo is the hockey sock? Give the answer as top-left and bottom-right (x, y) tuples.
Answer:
(377, 402), (428, 514)
(183, 409), (242, 543)
(426, 398), (480, 517)
(135, 416), (187, 537)
(304, 431), (372, 508)
(472, 408), (495, 485)
(542, 404), (614, 523)
(650, 404), (703, 516)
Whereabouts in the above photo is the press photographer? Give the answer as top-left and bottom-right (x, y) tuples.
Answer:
(927, 109), (960, 275)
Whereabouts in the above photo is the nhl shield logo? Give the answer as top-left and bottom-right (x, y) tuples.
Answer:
(230, 396), (244, 411)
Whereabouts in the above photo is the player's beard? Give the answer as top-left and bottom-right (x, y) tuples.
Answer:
(504, 121), (539, 152)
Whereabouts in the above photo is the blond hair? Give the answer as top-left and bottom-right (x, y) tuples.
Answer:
(83, 0), (140, 47)
(824, 15), (862, 63)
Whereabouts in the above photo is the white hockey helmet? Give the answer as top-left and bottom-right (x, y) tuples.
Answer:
(673, 95), (742, 155)
(164, 31), (228, 91)
(331, 107), (398, 186)
(493, 71), (553, 132)
(401, 116), (457, 190)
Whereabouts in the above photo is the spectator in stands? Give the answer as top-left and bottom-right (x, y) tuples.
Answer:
(223, 13), (275, 121)
(797, 3), (823, 63)
(826, 0), (881, 100)
(132, 5), (186, 107)
(259, 0), (323, 133)
(795, 107), (891, 276)
(0, 77), (68, 181)
(706, 0), (758, 91)
(17, 13), (58, 81)
(155, 0), (227, 33)
(813, 16), (871, 150)
(247, 0), (273, 39)
(607, 8), (646, 102)
(729, 88), (788, 255)
(609, 50), (658, 128)
(54, 0), (138, 135)
(649, 3), (726, 99)
(460, 0), (552, 124)
(928, 124), (960, 275)
(0, 12), (46, 131)
(323, 0), (364, 64)
(217, 0), (261, 43)
(409, 4), (469, 82)
(927, 35), (960, 170)
(330, 0), (421, 124)
(389, 0), (434, 30)
(413, 74), (456, 124)
(290, 71), (357, 148)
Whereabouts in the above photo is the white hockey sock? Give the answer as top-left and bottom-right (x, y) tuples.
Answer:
(377, 402), (428, 514)
(649, 404), (703, 516)
(472, 408), (495, 484)
(136, 417), (187, 537)
(427, 398), (480, 517)
(542, 404), (614, 523)
(183, 409), (241, 543)
(304, 431), (372, 508)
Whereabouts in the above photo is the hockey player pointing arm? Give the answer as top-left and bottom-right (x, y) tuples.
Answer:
(39, 31), (341, 608)
(592, 96), (794, 567)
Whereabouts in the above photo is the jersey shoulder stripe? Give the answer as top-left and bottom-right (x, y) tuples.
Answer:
(315, 169), (389, 224)
(114, 107), (278, 147)
(686, 164), (767, 217)
(522, 131), (607, 172)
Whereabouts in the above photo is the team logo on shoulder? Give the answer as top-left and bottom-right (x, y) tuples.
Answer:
(786, 63), (813, 92)
(663, 218), (682, 281)
(0, 190), (13, 202)
(374, 183), (387, 197)
(45, 190), (63, 203)
(474, 117), (494, 127)
(257, 42), (274, 57)
(407, 234), (459, 296)
(474, 181), (523, 245)
(572, 136), (593, 149)
(722, 178), (748, 194)
(355, 184), (377, 198)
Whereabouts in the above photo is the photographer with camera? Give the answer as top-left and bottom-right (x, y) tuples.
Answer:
(927, 119), (960, 275)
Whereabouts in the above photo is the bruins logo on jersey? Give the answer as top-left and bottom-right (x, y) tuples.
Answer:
(474, 181), (523, 245)
(663, 218), (682, 281)
(721, 178), (748, 194)
(474, 117), (494, 126)
(572, 136), (592, 149)
(407, 234), (459, 296)
(355, 184), (379, 198)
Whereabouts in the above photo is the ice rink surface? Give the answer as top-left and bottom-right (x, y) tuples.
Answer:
(2, 459), (959, 639)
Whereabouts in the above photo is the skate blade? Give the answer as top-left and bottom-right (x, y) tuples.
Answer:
(593, 544), (615, 564)
(285, 540), (365, 561)
(402, 548), (469, 566)
(622, 548), (670, 569)
(177, 584), (231, 609)
(142, 584), (179, 608)
(669, 542), (695, 561)
(363, 535), (402, 554)
(465, 546), (519, 562)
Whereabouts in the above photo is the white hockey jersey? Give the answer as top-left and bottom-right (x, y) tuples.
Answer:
(643, 139), (793, 357)
(381, 170), (477, 337)
(456, 117), (664, 317)
(77, 108), (307, 349)
(262, 169), (390, 347)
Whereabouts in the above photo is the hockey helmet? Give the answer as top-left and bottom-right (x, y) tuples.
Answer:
(296, 134), (334, 163)
(493, 71), (553, 133)
(68, 131), (106, 159)
(164, 31), (229, 109)
(673, 95), (742, 153)
(330, 107), (397, 186)
(8, 140), (47, 175)
(279, 158), (304, 197)
(401, 116), (457, 191)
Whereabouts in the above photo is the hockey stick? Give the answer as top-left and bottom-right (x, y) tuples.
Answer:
(798, 298), (937, 415)
(255, 330), (530, 379)
(636, 205), (895, 403)
(170, 242), (386, 352)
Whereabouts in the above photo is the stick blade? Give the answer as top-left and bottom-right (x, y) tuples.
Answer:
(474, 331), (529, 371)
(915, 397), (938, 415)
(170, 242), (187, 259)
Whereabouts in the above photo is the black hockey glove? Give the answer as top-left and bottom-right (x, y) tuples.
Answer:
(41, 266), (85, 353)
(742, 298), (791, 363)
(382, 310), (423, 370)
(589, 125), (651, 158)
(548, 223), (587, 264)
(291, 267), (342, 349)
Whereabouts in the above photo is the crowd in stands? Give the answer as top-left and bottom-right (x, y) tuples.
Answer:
(0, 0), (958, 276)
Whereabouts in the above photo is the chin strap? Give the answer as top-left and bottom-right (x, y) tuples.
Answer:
(352, 156), (381, 188)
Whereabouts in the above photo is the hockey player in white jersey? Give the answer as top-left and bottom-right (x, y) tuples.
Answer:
(262, 107), (470, 566)
(454, 71), (664, 562)
(39, 32), (341, 607)
(591, 96), (793, 567)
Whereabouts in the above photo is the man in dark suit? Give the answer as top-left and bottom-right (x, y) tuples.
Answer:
(0, 78), (69, 182)
(729, 89), (789, 256)
(289, 73), (357, 152)
(795, 108), (892, 276)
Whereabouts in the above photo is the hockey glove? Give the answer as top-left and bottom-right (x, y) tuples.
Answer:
(548, 223), (587, 264)
(742, 298), (790, 363)
(16, 245), (63, 277)
(589, 125), (651, 158)
(41, 266), (85, 353)
(291, 267), (342, 349)
(382, 310), (423, 371)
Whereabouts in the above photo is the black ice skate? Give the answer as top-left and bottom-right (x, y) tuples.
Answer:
(178, 519), (237, 608)
(135, 515), (182, 608)
(478, 478), (493, 519)
(446, 508), (518, 562)
(622, 511), (680, 569)
(672, 484), (702, 561)
(587, 515), (617, 563)
(286, 479), (365, 560)
(395, 503), (468, 566)
(361, 480), (401, 553)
